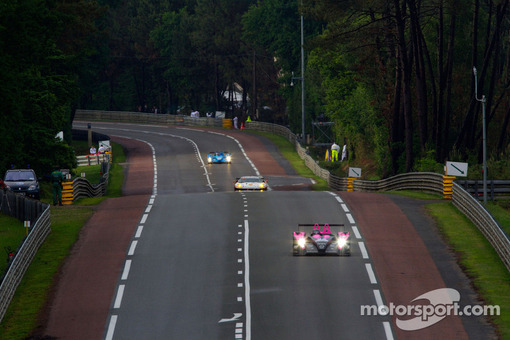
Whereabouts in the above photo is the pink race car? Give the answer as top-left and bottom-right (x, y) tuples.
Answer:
(293, 223), (351, 256)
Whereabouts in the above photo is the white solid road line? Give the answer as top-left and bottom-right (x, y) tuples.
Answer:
(244, 219), (252, 340)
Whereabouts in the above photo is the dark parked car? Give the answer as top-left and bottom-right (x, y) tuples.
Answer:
(3, 169), (40, 199)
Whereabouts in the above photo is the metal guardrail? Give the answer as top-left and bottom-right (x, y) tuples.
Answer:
(452, 183), (510, 271)
(0, 194), (50, 323)
(456, 179), (510, 200)
(345, 172), (445, 194)
(76, 109), (223, 127)
(74, 110), (510, 272)
(76, 153), (111, 167)
(72, 161), (110, 200)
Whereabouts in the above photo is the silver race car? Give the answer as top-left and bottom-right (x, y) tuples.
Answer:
(233, 176), (268, 191)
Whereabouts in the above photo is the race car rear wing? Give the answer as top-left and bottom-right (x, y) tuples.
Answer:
(297, 223), (345, 234)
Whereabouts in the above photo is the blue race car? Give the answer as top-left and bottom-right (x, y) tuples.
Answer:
(207, 151), (232, 164)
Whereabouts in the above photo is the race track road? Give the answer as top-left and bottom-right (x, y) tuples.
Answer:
(42, 121), (494, 340)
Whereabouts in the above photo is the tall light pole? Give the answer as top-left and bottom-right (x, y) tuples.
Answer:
(291, 3), (305, 143)
(473, 66), (487, 204)
(300, 12), (305, 144)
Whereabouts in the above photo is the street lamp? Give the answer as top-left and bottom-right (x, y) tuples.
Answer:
(291, 7), (305, 144)
(473, 66), (487, 204)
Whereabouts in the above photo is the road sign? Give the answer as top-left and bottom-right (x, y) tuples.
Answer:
(348, 167), (362, 178)
(446, 161), (468, 177)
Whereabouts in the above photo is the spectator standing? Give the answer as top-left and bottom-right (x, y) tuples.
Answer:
(331, 142), (340, 162)
(341, 140), (347, 161)
(233, 116), (239, 129)
(89, 145), (97, 155)
(51, 167), (64, 206)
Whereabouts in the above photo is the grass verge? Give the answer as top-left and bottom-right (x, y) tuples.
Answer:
(426, 201), (510, 338)
(0, 206), (94, 339)
(0, 142), (126, 339)
(0, 215), (25, 276)
(486, 201), (510, 236)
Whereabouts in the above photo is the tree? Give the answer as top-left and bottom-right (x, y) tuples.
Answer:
(0, 0), (101, 175)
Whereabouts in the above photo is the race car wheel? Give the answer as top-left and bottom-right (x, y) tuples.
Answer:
(293, 242), (305, 256)
(338, 248), (351, 256)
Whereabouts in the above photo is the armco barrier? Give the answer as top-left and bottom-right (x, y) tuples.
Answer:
(73, 161), (110, 200)
(0, 195), (50, 323)
(452, 183), (510, 271)
(76, 153), (111, 167)
(74, 110), (510, 272)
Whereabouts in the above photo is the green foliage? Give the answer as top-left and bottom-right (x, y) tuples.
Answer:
(0, 0), (102, 177)
(242, 0), (300, 72)
(2, 0), (510, 180)
(414, 150), (444, 173)
(308, 46), (390, 175)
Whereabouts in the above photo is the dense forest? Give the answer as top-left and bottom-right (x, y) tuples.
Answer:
(0, 0), (509, 178)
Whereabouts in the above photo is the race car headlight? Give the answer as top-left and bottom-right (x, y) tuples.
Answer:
(226, 155), (231, 162)
(338, 238), (347, 249)
(207, 157), (212, 163)
(260, 183), (266, 188)
(297, 238), (306, 249)
(235, 183), (242, 188)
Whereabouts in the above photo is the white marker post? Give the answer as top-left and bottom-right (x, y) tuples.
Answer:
(24, 220), (30, 236)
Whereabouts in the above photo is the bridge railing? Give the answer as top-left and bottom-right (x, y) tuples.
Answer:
(74, 110), (510, 272)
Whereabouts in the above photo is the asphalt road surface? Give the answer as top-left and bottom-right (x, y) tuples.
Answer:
(71, 122), (391, 339)
(65, 121), (493, 340)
